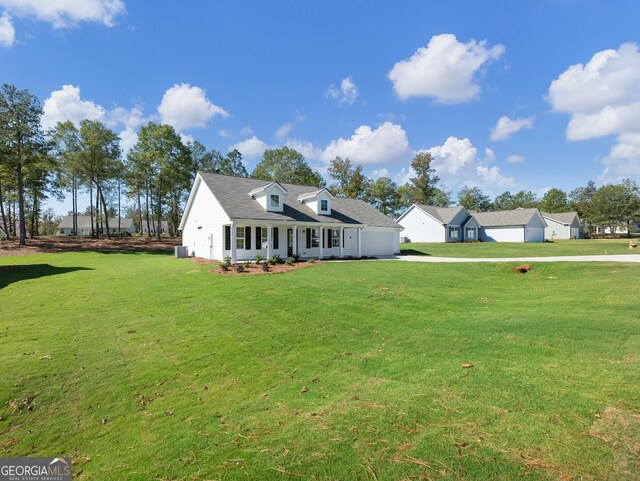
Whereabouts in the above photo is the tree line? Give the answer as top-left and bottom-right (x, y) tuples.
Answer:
(1, 83), (638, 245)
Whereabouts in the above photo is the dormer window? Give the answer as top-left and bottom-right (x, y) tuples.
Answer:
(248, 182), (287, 213)
(320, 199), (328, 212)
(270, 194), (280, 208)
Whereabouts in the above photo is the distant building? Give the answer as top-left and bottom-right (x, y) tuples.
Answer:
(57, 215), (135, 236)
(140, 220), (169, 235)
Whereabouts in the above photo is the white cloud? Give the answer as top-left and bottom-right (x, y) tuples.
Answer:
(0, 0), (125, 28)
(475, 165), (517, 189)
(230, 136), (269, 160)
(41, 84), (105, 130)
(418, 136), (517, 193)
(118, 127), (138, 155)
(157, 83), (228, 131)
(107, 104), (147, 129)
(490, 115), (533, 141)
(325, 76), (359, 105)
(322, 122), (410, 165)
(506, 154), (525, 164)
(285, 139), (322, 160)
(372, 168), (389, 179)
(0, 11), (15, 47)
(427, 136), (478, 176)
(548, 42), (640, 179)
(388, 33), (505, 104)
(275, 122), (294, 140)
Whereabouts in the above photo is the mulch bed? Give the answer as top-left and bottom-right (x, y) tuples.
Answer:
(0, 236), (182, 256)
(188, 257), (321, 275)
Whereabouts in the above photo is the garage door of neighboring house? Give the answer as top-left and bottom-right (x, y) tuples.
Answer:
(480, 227), (524, 242)
(526, 227), (544, 243)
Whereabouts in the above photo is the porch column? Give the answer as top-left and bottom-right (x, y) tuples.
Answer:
(266, 224), (272, 259)
(319, 225), (324, 259)
(357, 227), (362, 257)
(340, 226), (344, 258)
(231, 222), (237, 263)
(293, 224), (298, 256)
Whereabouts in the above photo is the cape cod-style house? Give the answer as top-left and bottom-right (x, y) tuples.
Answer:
(179, 172), (402, 261)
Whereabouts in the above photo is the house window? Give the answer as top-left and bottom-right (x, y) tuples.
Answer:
(306, 228), (319, 248)
(466, 227), (476, 239)
(331, 229), (340, 247)
(270, 194), (280, 208)
(261, 227), (268, 248)
(224, 226), (231, 250)
(449, 226), (459, 238)
(236, 226), (245, 249)
(320, 199), (328, 212)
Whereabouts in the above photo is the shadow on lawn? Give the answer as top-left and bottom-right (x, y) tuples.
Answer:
(399, 248), (431, 256)
(0, 264), (93, 290)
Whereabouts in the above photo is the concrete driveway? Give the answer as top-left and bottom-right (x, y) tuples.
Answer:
(379, 254), (640, 263)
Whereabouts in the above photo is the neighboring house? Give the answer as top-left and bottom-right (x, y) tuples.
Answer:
(541, 211), (583, 240)
(57, 215), (135, 236)
(472, 208), (547, 243)
(140, 220), (169, 235)
(179, 172), (402, 260)
(396, 204), (479, 243)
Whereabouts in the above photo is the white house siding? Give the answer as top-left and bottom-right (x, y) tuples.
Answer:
(480, 226), (525, 242)
(398, 207), (446, 243)
(544, 219), (570, 240)
(182, 180), (230, 259)
(360, 227), (399, 256)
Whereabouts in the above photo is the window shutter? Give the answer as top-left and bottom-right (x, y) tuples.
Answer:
(327, 229), (332, 248)
(306, 229), (311, 249)
(245, 226), (251, 250)
(224, 225), (231, 250)
(322, 228), (325, 248)
(273, 227), (279, 249)
(256, 227), (261, 249)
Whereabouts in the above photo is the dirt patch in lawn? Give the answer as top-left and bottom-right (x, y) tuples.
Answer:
(189, 257), (321, 275)
(584, 406), (640, 477)
(0, 235), (182, 256)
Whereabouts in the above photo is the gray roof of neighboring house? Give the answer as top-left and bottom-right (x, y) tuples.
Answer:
(415, 205), (469, 225)
(541, 211), (580, 225)
(197, 172), (401, 228)
(58, 215), (134, 229)
(471, 208), (541, 227)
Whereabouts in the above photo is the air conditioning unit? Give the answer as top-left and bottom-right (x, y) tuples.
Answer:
(400, 236), (410, 243)
(175, 246), (189, 258)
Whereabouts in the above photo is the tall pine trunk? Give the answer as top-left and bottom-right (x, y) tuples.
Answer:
(137, 191), (142, 235)
(16, 144), (27, 246)
(0, 184), (9, 239)
(145, 186), (151, 238)
(98, 181), (111, 239)
(89, 181), (94, 238)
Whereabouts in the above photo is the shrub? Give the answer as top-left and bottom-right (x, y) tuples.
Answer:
(243, 260), (251, 268)
(268, 255), (280, 265)
(221, 256), (232, 267)
(255, 253), (264, 263)
(261, 262), (270, 272)
(284, 257), (294, 266)
(235, 264), (245, 273)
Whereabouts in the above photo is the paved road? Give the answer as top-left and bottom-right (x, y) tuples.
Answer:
(378, 254), (640, 263)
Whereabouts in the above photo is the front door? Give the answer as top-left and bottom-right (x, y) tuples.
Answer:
(287, 229), (293, 257)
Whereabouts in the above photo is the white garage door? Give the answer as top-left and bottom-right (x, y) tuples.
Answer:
(480, 227), (524, 242)
(360, 229), (395, 256)
(526, 227), (544, 243)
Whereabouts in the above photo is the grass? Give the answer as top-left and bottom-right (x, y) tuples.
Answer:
(0, 252), (638, 480)
(401, 238), (640, 257)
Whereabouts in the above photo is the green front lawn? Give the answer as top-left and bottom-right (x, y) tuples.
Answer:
(401, 239), (639, 257)
(0, 252), (638, 480)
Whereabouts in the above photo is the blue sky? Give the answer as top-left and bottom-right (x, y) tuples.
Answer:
(2, 0), (640, 214)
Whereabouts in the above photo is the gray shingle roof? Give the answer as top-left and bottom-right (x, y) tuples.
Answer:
(415, 205), (468, 225)
(541, 211), (580, 225)
(471, 208), (541, 227)
(198, 172), (400, 228)
(58, 215), (134, 229)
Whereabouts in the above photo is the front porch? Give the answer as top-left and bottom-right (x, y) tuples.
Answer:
(223, 223), (363, 262)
